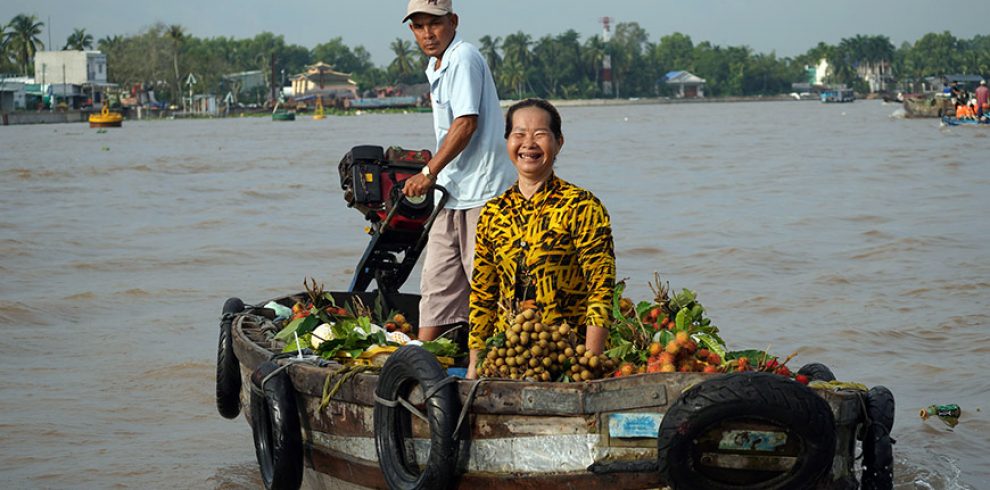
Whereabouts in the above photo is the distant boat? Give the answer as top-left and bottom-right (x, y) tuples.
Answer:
(820, 88), (854, 103)
(89, 105), (123, 128)
(941, 115), (989, 127)
(904, 95), (954, 118)
(272, 101), (296, 121)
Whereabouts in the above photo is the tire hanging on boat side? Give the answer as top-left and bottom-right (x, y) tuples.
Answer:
(250, 361), (304, 490)
(797, 362), (836, 382)
(216, 297), (245, 419)
(861, 385), (895, 490)
(374, 345), (459, 490)
(657, 371), (836, 490)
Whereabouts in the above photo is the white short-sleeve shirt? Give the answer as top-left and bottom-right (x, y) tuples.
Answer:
(425, 35), (516, 210)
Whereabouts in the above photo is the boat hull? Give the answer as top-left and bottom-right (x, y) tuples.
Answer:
(228, 293), (864, 490)
(903, 96), (954, 118)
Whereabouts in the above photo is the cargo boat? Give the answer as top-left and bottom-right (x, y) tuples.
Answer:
(213, 144), (895, 490)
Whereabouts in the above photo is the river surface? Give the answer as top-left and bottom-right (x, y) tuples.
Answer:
(1, 100), (987, 489)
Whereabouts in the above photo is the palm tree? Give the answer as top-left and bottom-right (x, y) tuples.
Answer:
(0, 24), (10, 71)
(97, 35), (122, 53)
(388, 37), (415, 81)
(7, 14), (45, 76)
(478, 35), (502, 74)
(166, 24), (185, 104)
(500, 58), (526, 99)
(582, 35), (606, 90)
(64, 28), (93, 50)
(501, 32), (532, 68)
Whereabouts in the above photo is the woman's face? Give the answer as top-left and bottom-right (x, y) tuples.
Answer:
(506, 106), (563, 181)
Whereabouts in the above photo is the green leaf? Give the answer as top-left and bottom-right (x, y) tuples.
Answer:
(690, 304), (704, 322)
(612, 280), (628, 321)
(281, 334), (311, 353)
(693, 332), (726, 359)
(356, 316), (371, 331)
(634, 301), (654, 319)
(485, 332), (506, 349)
(675, 308), (689, 330)
(274, 315), (319, 341)
(422, 338), (461, 358)
(605, 336), (634, 361)
(725, 349), (770, 362)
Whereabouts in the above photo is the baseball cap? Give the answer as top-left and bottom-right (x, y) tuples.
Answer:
(402, 0), (453, 22)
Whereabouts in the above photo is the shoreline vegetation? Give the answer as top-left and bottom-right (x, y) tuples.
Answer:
(3, 94), (815, 125)
(2, 12), (988, 109)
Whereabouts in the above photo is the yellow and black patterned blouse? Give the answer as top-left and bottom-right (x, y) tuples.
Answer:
(468, 175), (616, 350)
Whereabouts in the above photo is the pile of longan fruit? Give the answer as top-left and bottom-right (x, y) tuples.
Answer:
(478, 308), (615, 382)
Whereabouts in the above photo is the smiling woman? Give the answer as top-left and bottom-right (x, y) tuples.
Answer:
(466, 98), (616, 379)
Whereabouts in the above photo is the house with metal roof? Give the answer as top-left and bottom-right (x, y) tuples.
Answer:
(661, 70), (706, 98)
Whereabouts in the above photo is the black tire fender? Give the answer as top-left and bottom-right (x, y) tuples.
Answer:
(216, 297), (245, 419)
(374, 345), (459, 490)
(250, 361), (304, 490)
(657, 371), (837, 490)
(797, 362), (836, 382)
(861, 386), (895, 490)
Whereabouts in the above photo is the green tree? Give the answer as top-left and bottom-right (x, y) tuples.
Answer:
(166, 24), (185, 105)
(501, 31), (532, 96)
(609, 22), (650, 96)
(7, 14), (45, 76)
(388, 37), (416, 83)
(0, 24), (12, 73)
(581, 35), (607, 96)
(64, 28), (93, 50)
(478, 35), (501, 75)
(312, 37), (371, 74)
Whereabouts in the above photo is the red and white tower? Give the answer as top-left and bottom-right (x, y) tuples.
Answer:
(600, 16), (613, 97)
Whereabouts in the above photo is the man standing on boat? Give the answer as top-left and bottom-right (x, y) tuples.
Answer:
(975, 80), (988, 119)
(400, 0), (516, 342)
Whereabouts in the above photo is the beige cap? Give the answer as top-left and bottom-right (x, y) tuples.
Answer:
(403, 0), (453, 22)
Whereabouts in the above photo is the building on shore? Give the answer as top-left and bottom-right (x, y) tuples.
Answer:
(661, 71), (706, 98)
(1, 77), (30, 112)
(290, 62), (358, 107)
(33, 50), (115, 109)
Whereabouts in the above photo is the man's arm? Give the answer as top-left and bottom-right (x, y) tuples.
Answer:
(403, 114), (478, 197)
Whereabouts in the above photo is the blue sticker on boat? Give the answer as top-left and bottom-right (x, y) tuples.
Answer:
(717, 430), (787, 452)
(608, 413), (664, 438)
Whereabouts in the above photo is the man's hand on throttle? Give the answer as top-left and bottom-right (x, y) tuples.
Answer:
(402, 173), (435, 197)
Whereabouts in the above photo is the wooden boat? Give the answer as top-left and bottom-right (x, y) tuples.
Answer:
(216, 291), (894, 490)
(272, 102), (296, 121)
(214, 144), (894, 490)
(88, 105), (123, 128)
(903, 95), (954, 118)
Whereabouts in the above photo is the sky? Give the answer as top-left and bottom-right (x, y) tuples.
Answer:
(3, 0), (986, 67)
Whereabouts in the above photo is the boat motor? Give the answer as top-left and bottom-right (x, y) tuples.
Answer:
(338, 145), (447, 293)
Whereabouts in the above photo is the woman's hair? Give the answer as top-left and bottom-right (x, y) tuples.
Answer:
(504, 98), (563, 140)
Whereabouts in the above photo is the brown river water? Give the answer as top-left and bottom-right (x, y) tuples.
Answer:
(1, 100), (987, 489)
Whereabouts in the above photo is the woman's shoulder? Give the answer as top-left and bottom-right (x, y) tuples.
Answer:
(555, 178), (605, 206)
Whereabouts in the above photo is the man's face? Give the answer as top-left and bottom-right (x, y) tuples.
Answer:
(408, 13), (458, 59)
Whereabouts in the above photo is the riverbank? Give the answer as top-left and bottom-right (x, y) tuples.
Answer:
(1, 94), (808, 126)
(528, 94), (799, 108)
